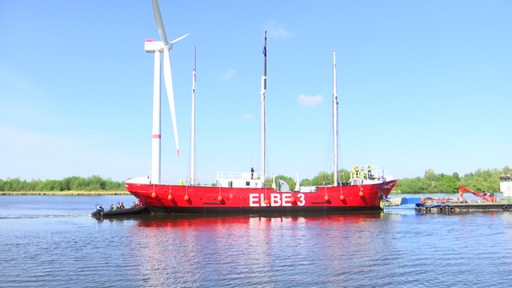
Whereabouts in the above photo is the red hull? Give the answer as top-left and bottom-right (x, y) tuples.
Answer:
(124, 180), (397, 215)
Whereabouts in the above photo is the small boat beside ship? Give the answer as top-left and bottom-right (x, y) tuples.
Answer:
(91, 204), (149, 218)
(122, 0), (397, 216)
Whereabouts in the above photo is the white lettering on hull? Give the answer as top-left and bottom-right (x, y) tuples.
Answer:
(249, 193), (306, 207)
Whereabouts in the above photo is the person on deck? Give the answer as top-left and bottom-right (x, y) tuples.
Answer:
(352, 166), (359, 179)
(367, 164), (373, 179)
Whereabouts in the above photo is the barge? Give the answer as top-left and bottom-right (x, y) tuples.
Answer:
(416, 202), (511, 214)
(415, 185), (509, 214)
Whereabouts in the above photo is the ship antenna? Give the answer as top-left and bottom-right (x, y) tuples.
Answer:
(260, 31), (267, 187)
(333, 51), (339, 186)
(189, 46), (197, 185)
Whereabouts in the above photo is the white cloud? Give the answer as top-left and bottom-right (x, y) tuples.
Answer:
(263, 21), (294, 39)
(222, 69), (236, 80)
(297, 94), (323, 106)
(241, 113), (255, 121)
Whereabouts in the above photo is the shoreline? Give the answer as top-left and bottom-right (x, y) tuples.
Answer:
(0, 191), (131, 196)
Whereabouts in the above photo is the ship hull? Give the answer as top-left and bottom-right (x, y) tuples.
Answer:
(124, 179), (397, 215)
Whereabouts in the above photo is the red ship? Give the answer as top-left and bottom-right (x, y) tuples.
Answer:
(125, 177), (397, 214)
(125, 0), (397, 215)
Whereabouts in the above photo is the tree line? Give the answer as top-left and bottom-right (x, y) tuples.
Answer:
(271, 166), (511, 194)
(393, 167), (511, 194)
(0, 175), (124, 192)
(1, 166), (509, 193)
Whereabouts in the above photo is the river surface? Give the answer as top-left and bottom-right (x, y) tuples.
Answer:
(1, 195), (512, 287)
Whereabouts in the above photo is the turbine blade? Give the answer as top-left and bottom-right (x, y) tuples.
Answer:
(163, 48), (180, 156)
(169, 33), (190, 45)
(152, 0), (168, 44)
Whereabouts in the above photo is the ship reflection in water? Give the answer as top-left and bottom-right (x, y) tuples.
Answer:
(128, 213), (385, 287)
(123, 212), (512, 287)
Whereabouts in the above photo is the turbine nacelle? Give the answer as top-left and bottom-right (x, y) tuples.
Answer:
(144, 33), (190, 53)
(144, 40), (165, 53)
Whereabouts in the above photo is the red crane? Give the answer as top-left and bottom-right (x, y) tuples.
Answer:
(459, 185), (496, 202)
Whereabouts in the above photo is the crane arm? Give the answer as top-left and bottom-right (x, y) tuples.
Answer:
(459, 185), (495, 202)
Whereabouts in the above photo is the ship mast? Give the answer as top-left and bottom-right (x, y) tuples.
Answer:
(189, 46), (197, 185)
(260, 31), (267, 187)
(333, 51), (339, 186)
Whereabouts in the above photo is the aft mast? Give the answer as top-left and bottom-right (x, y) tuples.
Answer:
(260, 31), (267, 187)
(189, 46), (197, 185)
(333, 51), (339, 186)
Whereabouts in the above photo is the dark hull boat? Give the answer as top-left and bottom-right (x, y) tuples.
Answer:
(91, 206), (149, 218)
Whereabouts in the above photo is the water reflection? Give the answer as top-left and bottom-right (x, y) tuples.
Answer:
(4, 194), (512, 287)
(125, 213), (384, 287)
(132, 213), (383, 227)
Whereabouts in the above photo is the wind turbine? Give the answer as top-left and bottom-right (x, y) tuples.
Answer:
(144, 0), (189, 184)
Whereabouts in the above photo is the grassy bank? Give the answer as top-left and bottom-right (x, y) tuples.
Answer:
(0, 190), (130, 196)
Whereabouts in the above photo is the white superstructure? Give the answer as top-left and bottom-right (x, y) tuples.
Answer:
(500, 174), (512, 198)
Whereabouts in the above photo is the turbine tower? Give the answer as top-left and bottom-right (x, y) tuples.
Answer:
(144, 0), (189, 184)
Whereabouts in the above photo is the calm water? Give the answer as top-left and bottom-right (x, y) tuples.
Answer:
(1, 195), (512, 287)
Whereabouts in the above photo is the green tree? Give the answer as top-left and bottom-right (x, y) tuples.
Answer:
(424, 169), (437, 182)
(1, 178), (24, 191)
(311, 171), (332, 186)
(339, 169), (351, 183)
(62, 176), (81, 191)
(394, 177), (420, 193)
(104, 178), (124, 190)
(71, 178), (87, 190)
(86, 175), (105, 190)
(437, 174), (458, 193)
(300, 178), (312, 186)
(264, 177), (273, 188)
(461, 169), (500, 192)
(36, 180), (62, 191)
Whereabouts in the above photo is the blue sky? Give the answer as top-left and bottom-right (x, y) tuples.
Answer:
(1, 0), (511, 183)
